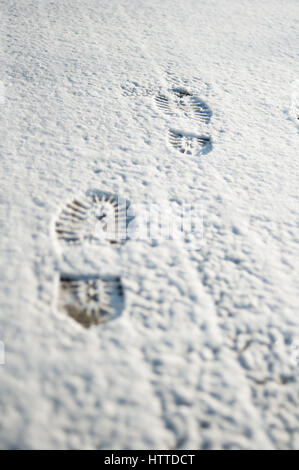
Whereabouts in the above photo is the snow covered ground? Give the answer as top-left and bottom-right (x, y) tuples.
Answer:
(0, 0), (298, 450)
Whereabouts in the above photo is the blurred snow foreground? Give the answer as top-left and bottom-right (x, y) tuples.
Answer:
(0, 0), (298, 450)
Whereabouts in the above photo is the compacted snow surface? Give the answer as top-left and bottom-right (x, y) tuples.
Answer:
(0, 0), (298, 450)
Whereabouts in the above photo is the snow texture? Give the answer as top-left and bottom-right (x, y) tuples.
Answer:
(0, 0), (298, 450)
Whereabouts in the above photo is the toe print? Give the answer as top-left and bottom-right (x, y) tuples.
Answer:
(58, 275), (124, 328)
(169, 130), (212, 155)
(55, 191), (132, 246)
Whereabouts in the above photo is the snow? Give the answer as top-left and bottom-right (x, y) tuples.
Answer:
(0, 0), (298, 450)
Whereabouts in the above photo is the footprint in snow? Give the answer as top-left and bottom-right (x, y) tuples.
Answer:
(58, 275), (124, 328)
(55, 190), (132, 246)
(54, 190), (133, 328)
(155, 87), (212, 124)
(169, 129), (212, 155)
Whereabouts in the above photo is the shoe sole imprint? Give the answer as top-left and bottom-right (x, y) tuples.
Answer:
(155, 87), (212, 124)
(169, 129), (212, 155)
(58, 274), (124, 328)
(55, 190), (132, 246)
